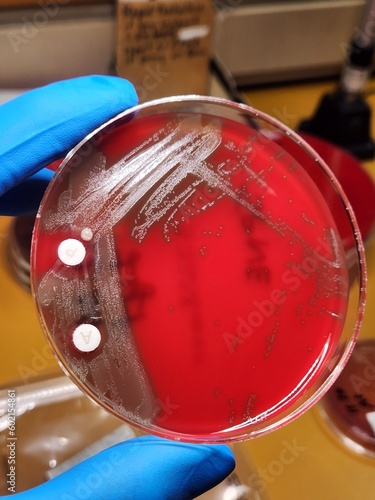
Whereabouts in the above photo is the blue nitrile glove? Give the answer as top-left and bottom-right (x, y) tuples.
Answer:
(16, 436), (234, 500)
(0, 76), (235, 498)
(0, 75), (139, 215)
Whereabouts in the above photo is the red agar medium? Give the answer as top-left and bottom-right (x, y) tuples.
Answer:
(298, 132), (375, 246)
(31, 97), (365, 443)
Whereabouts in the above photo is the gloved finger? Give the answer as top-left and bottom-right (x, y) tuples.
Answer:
(0, 75), (138, 215)
(14, 436), (235, 500)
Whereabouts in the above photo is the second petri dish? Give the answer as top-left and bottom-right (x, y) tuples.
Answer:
(30, 96), (366, 443)
(320, 339), (375, 457)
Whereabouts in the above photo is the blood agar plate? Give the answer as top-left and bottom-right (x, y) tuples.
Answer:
(30, 96), (366, 443)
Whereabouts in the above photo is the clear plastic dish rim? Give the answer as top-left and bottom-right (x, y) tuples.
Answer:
(31, 94), (367, 444)
(318, 338), (375, 460)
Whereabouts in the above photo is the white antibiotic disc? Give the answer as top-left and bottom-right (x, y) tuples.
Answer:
(72, 324), (101, 353)
(58, 239), (86, 266)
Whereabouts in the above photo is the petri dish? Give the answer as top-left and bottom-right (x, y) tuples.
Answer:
(30, 96), (366, 443)
(299, 132), (375, 246)
(320, 339), (375, 458)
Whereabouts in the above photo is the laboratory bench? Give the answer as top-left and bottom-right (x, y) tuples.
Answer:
(0, 78), (375, 499)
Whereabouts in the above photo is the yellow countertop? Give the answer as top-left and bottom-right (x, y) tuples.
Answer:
(1, 79), (375, 499)
(0, 218), (60, 385)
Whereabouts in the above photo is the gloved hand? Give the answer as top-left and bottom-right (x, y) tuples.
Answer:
(18, 435), (234, 500)
(0, 76), (235, 498)
(0, 75), (139, 215)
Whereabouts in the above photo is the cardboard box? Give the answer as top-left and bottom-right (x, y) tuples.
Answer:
(116, 0), (213, 102)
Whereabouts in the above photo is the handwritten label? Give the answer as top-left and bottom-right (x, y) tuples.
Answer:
(116, 0), (213, 100)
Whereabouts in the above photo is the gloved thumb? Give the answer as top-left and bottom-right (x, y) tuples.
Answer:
(12, 436), (235, 500)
